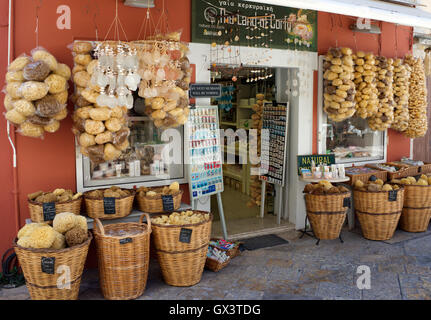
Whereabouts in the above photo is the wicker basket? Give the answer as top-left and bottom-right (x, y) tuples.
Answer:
(152, 211), (212, 287)
(209, 238), (242, 259)
(93, 214), (152, 300)
(418, 163), (431, 175)
(205, 249), (231, 273)
(84, 189), (135, 220)
(354, 188), (404, 240)
(305, 192), (350, 240)
(28, 197), (83, 224)
(366, 163), (417, 180)
(399, 185), (431, 232)
(13, 232), (92, 300)
(345, 167), (388, 186)
(136, 189), (183, 213)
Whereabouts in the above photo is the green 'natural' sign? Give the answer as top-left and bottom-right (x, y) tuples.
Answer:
(297, 154), (336, 175)
(191, 0), (317, 52)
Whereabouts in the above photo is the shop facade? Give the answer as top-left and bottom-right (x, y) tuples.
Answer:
(0, 0), (429, 257)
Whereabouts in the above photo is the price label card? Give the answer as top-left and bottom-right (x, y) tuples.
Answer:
(41, 257), (55, 274)
(388, 190), (398, 202)
(119, 238), (133, 245)
(179, 228), (193, 243)
(42, 203), (56, 221)
(162, 195), (174, 212)
(103, 197), (116, 215)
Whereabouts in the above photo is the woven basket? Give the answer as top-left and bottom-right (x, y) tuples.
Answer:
(84, 189), (135, 220)
(152, 211), (212, 287)
(399, 185), (431, 232)
(136, 189), (183, 213)
(210, 238), (242, 259)
(305, 192), (350, 240)
(365, 163), (416, 180)
(28, 197), (83, 224)
(93, 214), (152, 300)
(205, 253), (230, 273)
(354, 188), (404, 240)
(418, 163), (431, 175)
(345, 168), (387, 186)
(13, 232), (92, 300)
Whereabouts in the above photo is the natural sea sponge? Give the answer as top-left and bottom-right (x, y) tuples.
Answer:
(44, 120), (60, 133)
(23, 61), (51, 81)
(6, 71), (24, 82)
(73, 41), (93, 54)
(75, 215), (88, 232)
(4, 94), (16, 111)
(76, 106), (93, 119)
(53, 212), (78, 234)
(19, 81), (49, 101)
(86, 60), (98, 75)
(14, 99), (36, 117)
(65, 227), (88, 247)
(74, 54), (92, 66)
(73, 71), (91, 88)
(95, 131), (112, 145)
(54, 63), (71, 80)
(17, 223), (47, 239)
(105, 118), (122, 132)
(6, 82), (23, 99)
(36, 95), (64, 117)
(32, 49), (58, 71)
(53, 107), (68, 121)
(5, 109), (26, 125)
(89, 107), (112, 121)
(27, 114), (52, 126)
(17, 237), (33, 248)
(169, 182), (180, 192)
(8, 56), (31, 71)
(104, 143), (121, 161)
(50, 231), (66, 250)
(79, 132), (96, 147)
(29, 225), (56, 249)
(85, 119), (105, 135)
(53, 90), (68, 105)
(45, 74), (67, 94)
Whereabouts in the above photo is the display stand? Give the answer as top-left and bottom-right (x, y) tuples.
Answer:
(259, 102), (289, 225)
(185, 106), (228, 239)
(299, 212), (344, 246)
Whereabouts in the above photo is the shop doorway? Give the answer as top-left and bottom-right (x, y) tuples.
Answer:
(209, 65), (295, 239)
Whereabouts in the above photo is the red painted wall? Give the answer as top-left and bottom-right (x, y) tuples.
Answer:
(0, 0), (191, 255)
(317, 12), (413, 162)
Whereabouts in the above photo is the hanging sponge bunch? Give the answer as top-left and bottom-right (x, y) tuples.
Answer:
(4, 48), (70, 138)
(391, 58), (410, 132)
(323, 47), (356, 122)
(70, 41), (131, 164)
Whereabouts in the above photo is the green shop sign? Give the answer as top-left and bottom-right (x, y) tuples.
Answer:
(191, 0), (317, 52)
(297, 154), (335, 175)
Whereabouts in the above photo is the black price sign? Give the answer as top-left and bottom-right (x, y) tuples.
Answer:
(41, 257), (55, 275)
(103, 197), (116, 215)
(343, 197), (351, 208)
(189, 84), (222, 98)
(42, 202), (56, 221)
(120, 238), (133, 245)
(162, 195), (174, 212)
(179, 228), (193, 243)
(418, 166), (422, 173)
(388, 190), (398, 202)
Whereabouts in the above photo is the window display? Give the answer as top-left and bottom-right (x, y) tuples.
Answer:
(324, 117), (385, 164)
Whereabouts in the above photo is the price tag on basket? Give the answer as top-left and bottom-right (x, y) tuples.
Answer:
(103, 197), (116, 215)
(42, 202), (56, 221)
(162, 195), (174, 212)
(119, 238), (133, 245)
(179, 228), (193, 243)
(388, 190), (398, 202)
(41, 257), (55, 274)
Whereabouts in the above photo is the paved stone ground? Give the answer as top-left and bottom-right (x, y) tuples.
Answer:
(1, 228), (431, 300)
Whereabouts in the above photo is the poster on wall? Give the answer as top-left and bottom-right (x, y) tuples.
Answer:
(191, 0), (317, 52)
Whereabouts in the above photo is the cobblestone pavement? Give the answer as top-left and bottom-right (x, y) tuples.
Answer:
(1, 228), (431, 300)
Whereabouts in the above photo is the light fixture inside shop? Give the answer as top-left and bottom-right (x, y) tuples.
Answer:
(124, 0), (155, 8)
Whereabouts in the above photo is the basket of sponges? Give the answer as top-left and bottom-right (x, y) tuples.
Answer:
(27, 189), (83, 224)
(83, 186), (135, 220)
(391, 175), (431, 232)
(303, 181), (351, 240)
(353, 177), (404, 240)
(14, 213), (92, 300)
(136, 182), (183, 213)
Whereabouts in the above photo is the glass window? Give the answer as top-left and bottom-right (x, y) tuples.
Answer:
(323, 117), (385, 164)
(80, 118), (185, 189)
